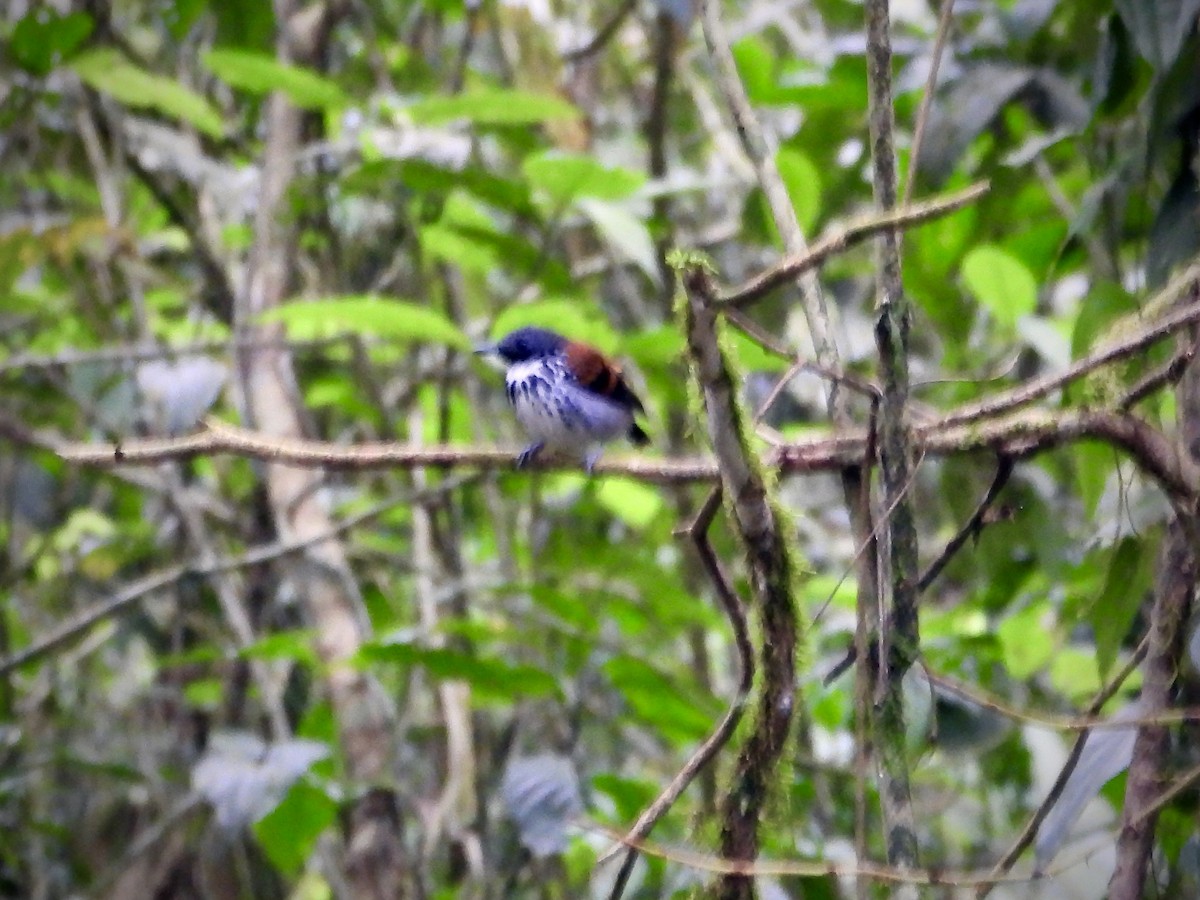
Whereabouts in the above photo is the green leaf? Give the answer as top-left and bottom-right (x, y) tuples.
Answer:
(420, 223), (500, 274)
(184, 678), (224, 709)
(1074, 441), (1113, 519)
(298, 701), (337, 745)
(728, 328), (788, 373)
(802, 575), (860, 617)
(0, 230), (39, 294)
(578, 199), (660, 285)
(522, 152), (645, 204)
(203, 49), (348, 109)
(356, 159), (534, 217)
(1071, 280), (1137, 357)
(54, 508), (116, 550)
(912, 193), (978, 278)
(732, 36), (779, 104)
(603, 656), (715, 744)
(776, 147), (822, 234)
(359, 643), (560, 700)
(419, 192), (499, 272)
(785, 56), (870, 113)
(240, 629), (319, 665)
(71, 49), (225, 138)
(595, 478), (662, 529)
(997, 603), (1055, 679)
(263, 296), (470, 350)
(625, 326), (685, 369)
(961, 244), (1038, 326)
(1092, 537), (1155, 677)
(254, 781), (336, 876)
(591, 774), (656, 822)
(213, 0), (275, 51)
(811, 687), (850, 730)
(417, 384), (473, 443)
(408, 88), (578, 126)
(164, 0), (207, 40)
(922, 606), (989, 641)
(289, 872), (333, 900)
(1049, 647), (1102, 700)
(11, 9), (93, 76)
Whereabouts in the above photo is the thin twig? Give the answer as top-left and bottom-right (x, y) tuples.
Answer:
(917, 456), (1013, 591)
(853, 397), (881, 900)
(123, 151), (237, 322)
(0, 477), (476, 675)
(1128, 759), (1200, 829)
(645, 5), (679, 297)
(978, 633), (1151, 896)
(813, 443), (927, 630)
(722, 182), (989, 308)
(923, 665), (1200, 732)
(0, 334), (356, 374)
(583, 819), (1062, 886)
(725, 308), (882, 401)
(723, 307), (794, 358)
(562, 0), (638, 61)
(603, 488), (754, 896)
(902, 0), (956, 204)
(53, 418), (719, 480)
(940, 264), (1200, 428)
(1120, 339), (1198, 410)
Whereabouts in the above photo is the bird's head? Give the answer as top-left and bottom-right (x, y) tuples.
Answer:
(475, 326), (568, 364)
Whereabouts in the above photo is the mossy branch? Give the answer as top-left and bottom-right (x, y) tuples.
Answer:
(678, 256), (808, 900)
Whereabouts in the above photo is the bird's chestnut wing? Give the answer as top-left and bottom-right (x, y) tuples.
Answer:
(563, 341), (646, 415)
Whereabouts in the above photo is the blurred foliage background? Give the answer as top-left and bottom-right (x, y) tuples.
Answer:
(2, 0), (1200, 897)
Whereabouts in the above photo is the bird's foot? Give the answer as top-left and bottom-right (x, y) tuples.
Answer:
(584, 448), (603, 474)
(516, 441), (545, 469)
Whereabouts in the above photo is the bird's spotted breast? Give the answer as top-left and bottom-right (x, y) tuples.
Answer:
(504, 356), (634, 450)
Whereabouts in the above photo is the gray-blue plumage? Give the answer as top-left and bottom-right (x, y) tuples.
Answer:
(506, 357), (635, 448)
(478, 327), (649, 471)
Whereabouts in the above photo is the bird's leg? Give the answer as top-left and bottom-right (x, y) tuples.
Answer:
(584, 448), (603, 475)
(516, 441), (545, 469)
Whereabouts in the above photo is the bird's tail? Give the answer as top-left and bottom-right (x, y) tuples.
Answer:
(627, 423), (650, 446)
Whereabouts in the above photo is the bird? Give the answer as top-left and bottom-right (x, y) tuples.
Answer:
(475, 326), (650, 472)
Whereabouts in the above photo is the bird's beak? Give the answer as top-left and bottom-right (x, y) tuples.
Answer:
(473, 341), (498, 356)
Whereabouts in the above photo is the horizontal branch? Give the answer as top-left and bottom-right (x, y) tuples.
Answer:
(0, 334), (356, 374)
(55, 419), (720, 482)
(925, 666), (1200, 732)
(940, 267), (1200, 428)
(773, 407), (1198, 501)
(51, 406), (1197, 502)
(721, 181), (989, 307)
(583, 819), (1057, 888)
